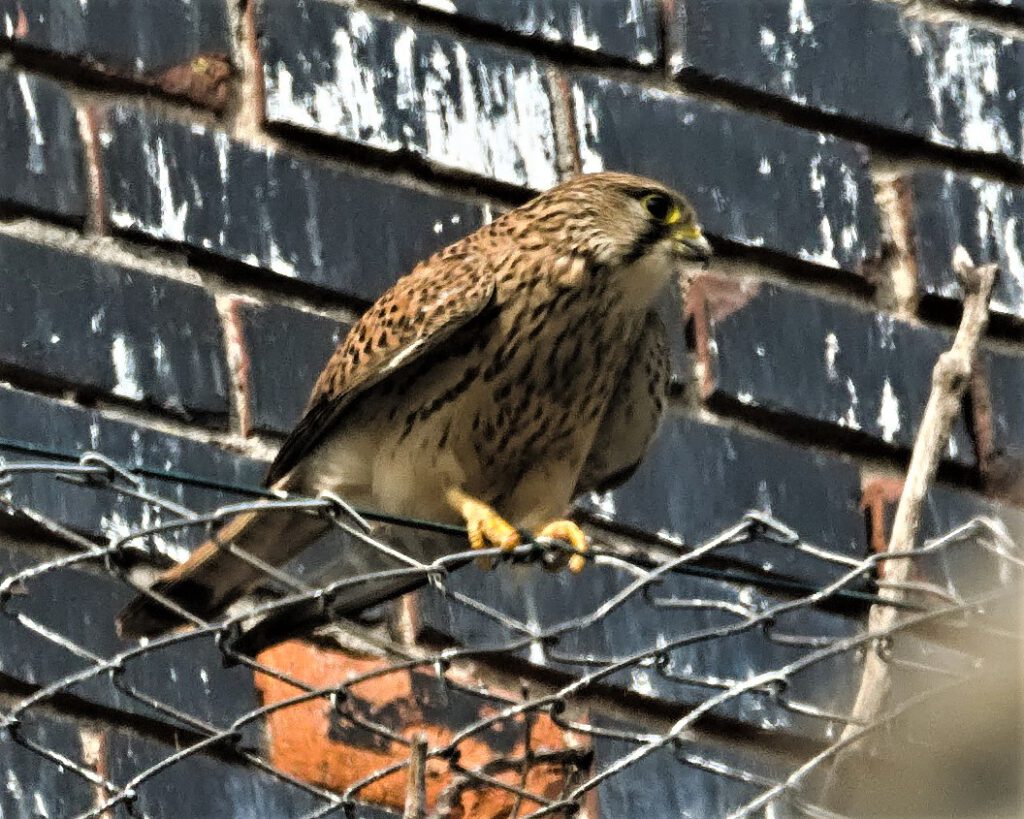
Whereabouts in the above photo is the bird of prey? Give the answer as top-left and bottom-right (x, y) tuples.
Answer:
(117, 171), (712, 639)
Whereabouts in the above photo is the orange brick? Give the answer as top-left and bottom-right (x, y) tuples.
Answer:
(254, 641), (587, 817)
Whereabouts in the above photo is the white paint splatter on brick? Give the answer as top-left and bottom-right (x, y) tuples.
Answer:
(266, 15), (557, 189)
(788, 0), (814, 36)
(876, 314), (896, 350)
(568, 4), (600, 51)
(824, 332), (839, 380)
(588, 490), (616, 518)
(133, 133), (189, 243)
(840, 377), (860, 431)
(1000, 215), (1024, 315)
(7, 770), (23, 800)
(417, 0), (456, 12)
(111, 334), (143, 400)
(573, 84), (606, 174)
(916, 21), (1016, 159)
(877, 378), (901, 443)
(266, 235), (298, 279)
(629, 667), (656, 698)
(799, 154), (841, 267)
(16, 73), (45, 175)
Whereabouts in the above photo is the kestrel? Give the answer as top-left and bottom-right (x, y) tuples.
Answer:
(117, 172), (712, 638)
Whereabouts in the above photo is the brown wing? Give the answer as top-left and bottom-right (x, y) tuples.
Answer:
(266, 253), (497, 486)
(575, 310), (670, 495)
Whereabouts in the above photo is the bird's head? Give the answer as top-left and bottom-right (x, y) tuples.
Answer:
(521, 171), (712, 268)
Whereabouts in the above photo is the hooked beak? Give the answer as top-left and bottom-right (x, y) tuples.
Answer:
(673, 225), (713, 267)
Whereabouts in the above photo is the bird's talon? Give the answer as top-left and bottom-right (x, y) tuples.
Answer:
(536, 520), (588, 574)
(448, 488), (520, 570)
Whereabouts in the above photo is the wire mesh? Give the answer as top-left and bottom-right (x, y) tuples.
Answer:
(0, 448), (1020, 818)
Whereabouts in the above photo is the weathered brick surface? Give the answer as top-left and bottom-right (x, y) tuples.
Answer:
(418, 555), (861, 741)
(863, 479), (1024, 596)
(674, 0), (1024, 164)
(690, 274), (975, 465)
(259, 0), (560, 189)
(570, 74), (881, 274)
(99, 106), (483, 299)
(910, 169), (1024, 322)
(579, 414), (867, 580)
(0, 385), (264, 558)
(0, 68), (85, 219)
(980, 348), (1024, 485)
(228, 300), (347, 436)
(592, 723), (790, 818)
(0, 713), (94, 817)
(103, 727), (329, 817)
(0, 0), (232, 108)
(254, 641), (583, 817)
(2, 0), (1024, 813)
(395, 0), (661, 65)
(0, 234), (229, 418)
(0, 541), (262, 736)
(963, 0), (1024, 9)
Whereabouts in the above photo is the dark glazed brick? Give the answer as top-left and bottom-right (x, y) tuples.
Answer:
(0, 235), (229, 418)
(418, 555), (861, 741)
(910, 170), (1024, 322)
(259, 0), (559, 189)
(863, 480), (1024, 599)
(0, 69), (85, 219)
(570, 74), (881, 274)
(691, 275), (975, 465)
(395, 0), (660, 65)
(592, 726), (791, 818)
(580, 414), (867, 581)
(981, 349), (1024, 484)
(0, 385), (265, 558)
(674, 0), (1024, 163)
(104, 729), (325, 818)
(960, 0), (1024, 8)
(230, 301), (347, 435)
(0, 714), (95, 817)
(0, 543), (261, 738)
(100, 106), (483, 299)
(0, 0), (231, 108)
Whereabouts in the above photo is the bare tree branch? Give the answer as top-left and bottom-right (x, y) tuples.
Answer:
(828, 247), (998, 791)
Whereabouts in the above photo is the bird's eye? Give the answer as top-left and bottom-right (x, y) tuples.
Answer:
(642, 193), (679, 224)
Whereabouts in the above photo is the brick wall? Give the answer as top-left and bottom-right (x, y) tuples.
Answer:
(1, 0), (1023, 816)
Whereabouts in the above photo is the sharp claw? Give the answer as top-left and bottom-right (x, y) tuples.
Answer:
(448, 488), (520, 570)
(536, 520), (589, 574)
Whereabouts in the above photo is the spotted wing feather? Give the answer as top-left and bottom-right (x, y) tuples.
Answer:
(266, 255), (496, 486)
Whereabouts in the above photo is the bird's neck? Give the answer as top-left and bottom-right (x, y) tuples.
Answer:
(610, 252), (677, 312)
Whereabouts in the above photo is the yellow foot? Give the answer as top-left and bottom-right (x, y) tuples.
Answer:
(446, 488), (520, 569)
(535, 520), (589, 574)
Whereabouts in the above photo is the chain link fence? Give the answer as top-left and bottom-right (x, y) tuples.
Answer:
(0, 449), (1020, 817)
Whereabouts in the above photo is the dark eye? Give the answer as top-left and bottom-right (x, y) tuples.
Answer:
(642, 193), (675, 222)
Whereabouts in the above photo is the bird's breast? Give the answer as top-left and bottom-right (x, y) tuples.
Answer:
(345, 278), (648, 523)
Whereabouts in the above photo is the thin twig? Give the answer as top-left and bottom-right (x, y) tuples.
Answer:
(827, 248), (997, 791)
(404, 733), (429, 819)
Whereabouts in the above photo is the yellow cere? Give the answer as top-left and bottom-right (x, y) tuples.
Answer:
(672, 223), (702, 240)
